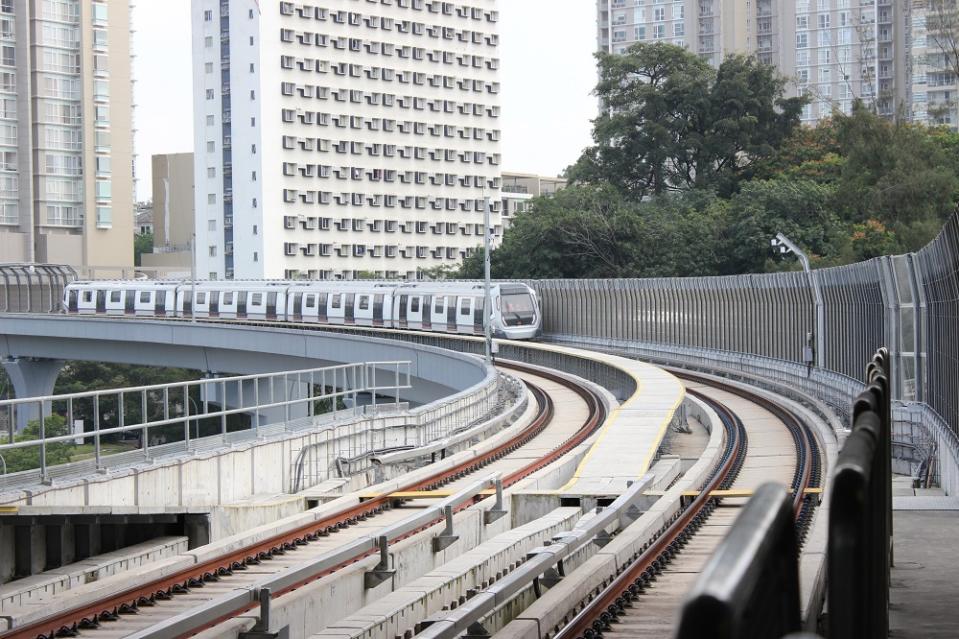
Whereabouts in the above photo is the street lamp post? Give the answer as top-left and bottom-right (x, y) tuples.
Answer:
(190, 233), (197, 324)
(484, 196), (493, 366)
(771, 233), (825, 369)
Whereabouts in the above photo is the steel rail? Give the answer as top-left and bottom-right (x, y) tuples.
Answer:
(3, 362), (605, 639)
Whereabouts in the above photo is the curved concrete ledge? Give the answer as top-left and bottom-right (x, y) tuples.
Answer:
(0, 315), (492, 408)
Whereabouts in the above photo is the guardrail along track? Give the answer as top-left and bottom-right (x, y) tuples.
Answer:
(5, 363), (605, 639)
(552, 374), (821, 639)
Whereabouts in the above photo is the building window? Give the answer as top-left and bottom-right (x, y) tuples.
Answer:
(208, 219), (216, 231)
(208, 193), (216, 204)
(96, 205), (112, 228)
(206, 115), (215, 126)
(92, 3), (108, 23)
(209, 246), (217, 257)
(207, 167), (216, 178)
(206, 89), (214, 100)
(204, 9), (213, 21)
(95, 181), (111, 199)
(95, 156), (110, 175)
(207, 141), (215, 152)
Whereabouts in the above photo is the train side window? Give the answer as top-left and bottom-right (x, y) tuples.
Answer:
(410, 297), (420, 313)
(197, 292), (207, 304)
(305, 294), (315, 308)
(83, 290), (93, 303)
(434, 298), (444, 314)
(460, 298), (471, 316)
(224, 292), (234, 305)
(140, 291), (150, 303)
(110, 291), (121, 303)
(251, 293), (262, 305)
(358, 295), (370, 311)
(331, 294), (341, 309)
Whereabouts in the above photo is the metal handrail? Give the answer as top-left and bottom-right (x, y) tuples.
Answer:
(124, 473), (504, 639)
(415, 473), (656, 639)
(0, 361), (412, 479)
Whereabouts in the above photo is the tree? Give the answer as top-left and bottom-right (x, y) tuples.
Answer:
(3, 414), (74, 473)
(134, 232), (154, 267)
(569, 43), (805, 199)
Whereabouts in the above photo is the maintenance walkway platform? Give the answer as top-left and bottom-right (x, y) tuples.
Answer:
(890, 476), (959, 639)
(525, 343), (686, 496)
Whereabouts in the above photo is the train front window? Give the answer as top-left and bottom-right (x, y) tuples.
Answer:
(500, 291), (535, 325)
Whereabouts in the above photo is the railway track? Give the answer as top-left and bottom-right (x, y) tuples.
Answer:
(550, 372), (822, 639)
(4, 362), (605, 639)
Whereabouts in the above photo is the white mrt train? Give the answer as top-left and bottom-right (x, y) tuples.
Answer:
(63, 280), (542, 340)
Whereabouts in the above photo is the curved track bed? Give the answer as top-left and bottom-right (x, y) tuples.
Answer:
(3, 363), (606, 639)
(551, 372), (822, 639)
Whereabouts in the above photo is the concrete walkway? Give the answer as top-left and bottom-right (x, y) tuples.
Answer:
(889, 477), (959, 639)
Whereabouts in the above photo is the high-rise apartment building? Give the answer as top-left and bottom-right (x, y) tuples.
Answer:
(596, 0), (906, 125)
(0, 0), (133, 271)
(192, 0), (503, 281)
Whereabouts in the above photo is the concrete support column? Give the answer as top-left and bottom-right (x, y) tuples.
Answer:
(44, 519), (70, 570)
(183, 514), (211, 549)
(14, 523), (35, 578)
(74, 520), (101, 561)
(1, 357), (64, 433)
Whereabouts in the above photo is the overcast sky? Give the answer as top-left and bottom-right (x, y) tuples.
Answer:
(132, 1), (599, 201)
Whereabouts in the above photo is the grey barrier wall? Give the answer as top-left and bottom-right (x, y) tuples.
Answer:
(527, 212), (959, 457)
(0, 264), (76, 313)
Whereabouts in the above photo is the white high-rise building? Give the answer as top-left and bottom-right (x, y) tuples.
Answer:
(192, 0), (503, 281)
(597, 0), (905, 126)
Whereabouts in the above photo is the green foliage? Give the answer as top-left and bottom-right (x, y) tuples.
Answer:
(2, 414), (74, 474)
(134, 232), (154, 267)
(570, 44), (805, 199)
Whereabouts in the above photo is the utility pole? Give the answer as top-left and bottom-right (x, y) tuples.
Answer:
(771, 233), (824, 369)
(484, 196), (493, 366)
(191, 232), (197, 324)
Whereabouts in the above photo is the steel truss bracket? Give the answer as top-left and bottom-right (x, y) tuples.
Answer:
(483, 479), (507, 524)
(238, 589), (290, 639)
(365, 535), (396, 589)
(432, 505), (459, 552)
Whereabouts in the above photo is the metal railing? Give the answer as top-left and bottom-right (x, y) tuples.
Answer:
(0, 361), (411, 482)
(675, 483), (800, 639)
(828, 348), (892, 638)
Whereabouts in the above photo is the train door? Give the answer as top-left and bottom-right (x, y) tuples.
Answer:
(124, 289), (136, 315)
(398, 294), (408, 328)
(303, 294), (316, 322)
(373, 294), (384, 327)
(292, 292), (303, 321)
(248, 292), (264, 319)
(209, 291), (220, 317)
(96, 290), (106, 314)
(237, 291), (248, 319)
(68, 289), (78, 313)
(183, 290), (193, 318)
(266, 292), (278, 320)
(473, 297), (485, 335)
(345, 294), (355, 325)
(457, 297), (473, 333)
(432, 296), (445, 331)
(355, 294), (370, 325)
(421, 295), (432, 330)
(156, 291), (168, 316)
(408, 296), (423, 328)
(447, 296), (456, 331)
(318, 293), (328, 323)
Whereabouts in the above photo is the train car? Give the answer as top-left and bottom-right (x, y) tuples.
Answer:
(174, 281), (289, 321)
(65, 281), (178, 316)
(63, 279), (542, 340)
